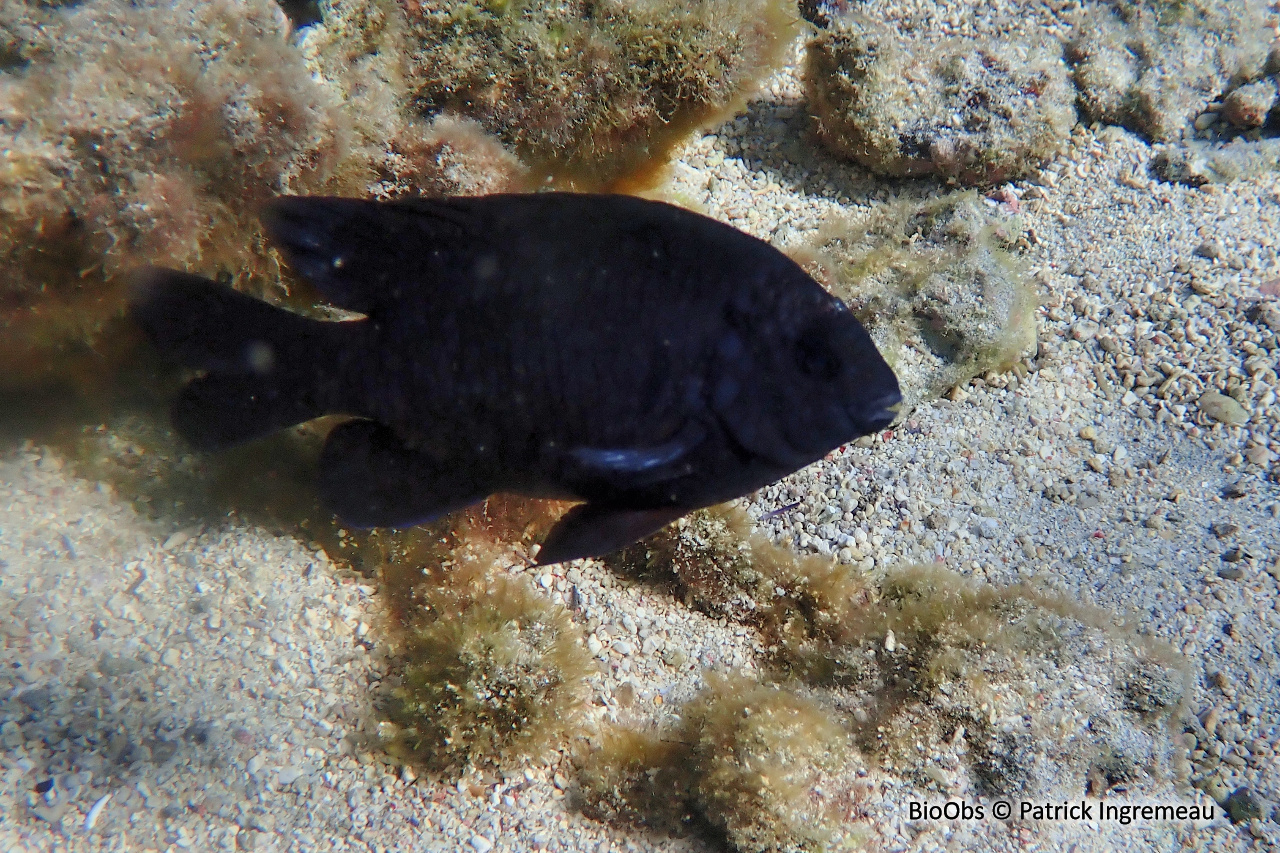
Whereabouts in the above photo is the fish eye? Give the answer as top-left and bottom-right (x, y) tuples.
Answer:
(795, 336), (841, 380)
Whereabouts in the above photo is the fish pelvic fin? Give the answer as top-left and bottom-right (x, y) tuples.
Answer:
(535, 504), (689, 566)
(318, 420), (490, 528)
(130, 267), (356, 451)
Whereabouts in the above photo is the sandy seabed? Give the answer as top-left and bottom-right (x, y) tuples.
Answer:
(3, 14), (1280, 853)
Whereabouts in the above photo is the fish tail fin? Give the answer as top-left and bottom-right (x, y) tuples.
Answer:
(130, 267), (351, 451)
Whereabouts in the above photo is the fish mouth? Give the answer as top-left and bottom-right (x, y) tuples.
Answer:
(854, 391), (902, 436)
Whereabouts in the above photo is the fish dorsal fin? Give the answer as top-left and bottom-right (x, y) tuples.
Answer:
(263, 196), (480, 315)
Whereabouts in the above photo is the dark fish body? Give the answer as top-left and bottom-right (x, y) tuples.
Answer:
(131, 193), (900, 564)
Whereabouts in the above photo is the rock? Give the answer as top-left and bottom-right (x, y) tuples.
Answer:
(975, 518), (1000, 539)
(17, 687), (55, 711)
(807, 16), (1075, 183)
(277, 765), (305, 785)
(925, 511), (951, 531)
(1199, 392), (1249, 425)
(1067, 0), (1271, 141)
(1245, 445), (1273, 466)
(1223, 787), (1264, 823)
(98, 654), (145, 677)
(1222, 78), (1278, 128)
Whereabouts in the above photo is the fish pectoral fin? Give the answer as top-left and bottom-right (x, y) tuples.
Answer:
(318, 420), (488, 528)
(535, 504), (689, 566)
(566, 421), (706, 484)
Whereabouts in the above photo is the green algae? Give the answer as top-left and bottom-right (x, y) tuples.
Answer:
(311, 0), (797, 190)
(792, 191), (1038, 411)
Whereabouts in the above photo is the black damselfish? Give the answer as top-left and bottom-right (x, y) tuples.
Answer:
(131, 193), (900, 564)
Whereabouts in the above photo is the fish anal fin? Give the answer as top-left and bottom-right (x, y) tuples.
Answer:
(319, 420), (489, 528)
(535, 504), (689, 566)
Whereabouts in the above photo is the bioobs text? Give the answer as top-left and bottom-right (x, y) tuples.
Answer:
(908, 801), (985, 821)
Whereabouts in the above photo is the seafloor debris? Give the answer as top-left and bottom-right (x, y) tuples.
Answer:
(806, 14), (1076, 184)
(306, 0), (796, 190)
(792, 191), (1038, 410)
(1066, 0), (1271, 142)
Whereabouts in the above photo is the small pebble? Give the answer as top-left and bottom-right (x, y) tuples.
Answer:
(1199, 392), (1248, 425)
(1223, 788), (1264, 823)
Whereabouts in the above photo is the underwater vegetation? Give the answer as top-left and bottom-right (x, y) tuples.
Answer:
(829, 563), (1188, 799)
(584, 521), (1191, 847)
(376, 549), (594, 774)
(792, 190), (1038, 411)
(606, 507), (1188, 806)
(578, 676), (857, 853)
(305, 0), (797, 191)
(805, 13), (1076, 184)
(0, 0), (354, 383)
(1066, 0), (1272, 143)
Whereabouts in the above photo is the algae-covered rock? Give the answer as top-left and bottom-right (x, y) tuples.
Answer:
(1066, 0), (1271, 142)
(0, 0), (352, 383)
(1153, 137), (1280, 185)
(793, 191), (1037, 409)
(579, 677), (859, 853)
(610, 504), (872, 637)
(379, 562), (593, 773)
(806, 14), (1076, 184)
(1221, 77), (1278, 129)
(313, 0), (796, 191)
(833, 564), (1188, 798)
(367, 113), (530, 199)
(686, 679), (854, 853)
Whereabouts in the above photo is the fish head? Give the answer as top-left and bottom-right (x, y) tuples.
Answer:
(789, 297), (901, 438)
(714, 271), (901, 469)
